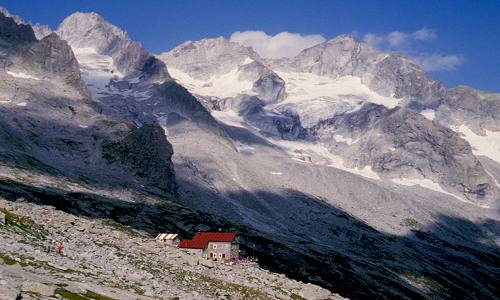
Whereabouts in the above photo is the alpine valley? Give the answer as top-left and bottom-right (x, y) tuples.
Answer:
(0, 7), (499, 300)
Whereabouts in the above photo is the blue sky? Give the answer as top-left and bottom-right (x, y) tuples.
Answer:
(1, 0), (499, 92)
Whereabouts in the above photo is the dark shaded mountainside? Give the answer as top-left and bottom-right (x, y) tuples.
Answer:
(0, 8), (499, 300)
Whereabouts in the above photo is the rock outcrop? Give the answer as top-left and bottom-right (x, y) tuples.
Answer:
(159, 37), (285, 103)
(57, 12), (170, 82)
(102, 124), (177, 195)
(273, 35), (445, 104)
(310, 103), (497, 203)
(0, 9), (177, 199)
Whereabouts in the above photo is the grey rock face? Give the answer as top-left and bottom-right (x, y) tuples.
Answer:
(0, 7), (24, 25)
(0, 6), (52, 40)
(57, 12), (170, 81)
(159, 37), (258, 80)
(274, 35), (445, 103)
(12, 33), (89, 96)
(437, 86), (500, 132)
(159, 37), (285, 103)
(311, 104), (498, 203)
(102, 124), (177, 195)
(282, 35), (380, 77)
(369, 53), (446, 103)
(219, 95), (266, 115)
(0, 12), (177, 197)
(31, 24), (52, 40)
(0, 12), (36, 50)
(253, 68), (285, 102)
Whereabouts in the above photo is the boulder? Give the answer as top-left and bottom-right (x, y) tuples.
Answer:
(21, 281), (56, 297)
(298, 283), (332, 300)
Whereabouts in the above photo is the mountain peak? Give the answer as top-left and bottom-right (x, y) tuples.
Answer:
(56, 11), (170, 80)
(327, 34), (357, 44)
(0, 6), (25, 25)
(159, 36), (261, 80)
(57, 11), (130, 53)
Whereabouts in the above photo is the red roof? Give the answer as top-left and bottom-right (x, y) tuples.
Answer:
(178, 232), (237, 249)
(178, 239), (205, 249)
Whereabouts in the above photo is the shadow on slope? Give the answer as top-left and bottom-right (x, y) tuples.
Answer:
(0, 177), (498, 299)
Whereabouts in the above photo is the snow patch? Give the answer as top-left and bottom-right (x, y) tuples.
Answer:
(72, 47), (123, 98)
(169, 67), (256, 98)
(211, 110), (247, 128)
(391, 177), (489, 208)
(16, 102), (27, 107)
(234, 141), (255, 152)
(455, 125), (500, 163)
(333, 134), (358, 145)
(270, 72), (400, 127)
(270, 171), (283, 175)
(6, 71), (40, 80)
(275, 72), (398, 108)
(242, 57), (254, 65)
(420, 109), (435, 121)
(273, 139), (380, 180)
(484, 169), (500, 189)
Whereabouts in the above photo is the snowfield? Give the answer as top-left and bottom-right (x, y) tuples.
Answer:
(6, 70), (40, 80)
(276, 72), (399, 108)
(169, 67), (256, 98)
(455, 125), (500, 164)
(72, 47), (123, 97)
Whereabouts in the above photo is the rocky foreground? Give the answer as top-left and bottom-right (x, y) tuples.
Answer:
(0, 197), (343, 300)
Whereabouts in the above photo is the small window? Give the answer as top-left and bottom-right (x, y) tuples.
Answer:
(212, 244), (217, 249)
(219, 253), (223, 258)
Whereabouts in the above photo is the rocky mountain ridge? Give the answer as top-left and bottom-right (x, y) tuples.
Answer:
(0, 6), (499, 300)
(160, 34), (499, 204)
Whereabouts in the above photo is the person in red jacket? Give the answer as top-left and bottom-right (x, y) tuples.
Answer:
(56, 242), (64, 255)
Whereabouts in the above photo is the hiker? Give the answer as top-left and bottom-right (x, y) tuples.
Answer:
(46, 243), (52, 254)
(56, 243), (64, 254)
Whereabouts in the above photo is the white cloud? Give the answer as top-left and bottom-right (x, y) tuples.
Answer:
(230, 30), (325, 59)
(363, 33), (384, 48)
(364, 27), (437, 50)
(413, 54), (465, 72)
(412, 27), (437, 41)
(363, 27), (464, 72)
(387, 31), (408, 48)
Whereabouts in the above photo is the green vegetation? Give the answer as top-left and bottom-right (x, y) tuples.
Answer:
(0, 207), (47, 241)
(291, 293), (306, 300)
(94, 241), (121, 251)
(55, 288), (88, 300)
(103, 220), (140, 237)
(401, 217), (419, 228)
(84, 290), (117, 300)
(403, 271), (442, 292)
(54, 288), (117, 300)
(171, 268), (272, 299)
(0, 252), (17, 265)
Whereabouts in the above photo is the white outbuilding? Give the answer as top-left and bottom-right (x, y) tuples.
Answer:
(155, 233), (180, 246)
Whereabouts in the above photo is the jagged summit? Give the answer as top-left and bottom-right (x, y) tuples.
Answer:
(0, 7), (499, 300)
(159, 36), (260, 79)
(0, 6), (24, 25)
(57, 11), (169, 82)
(57, 12), (130, 53)
(57, 11), (143, 75)
(0, 6), (52, 40)
(159, 36), (285, 102)
(0, 10), (36, 49)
